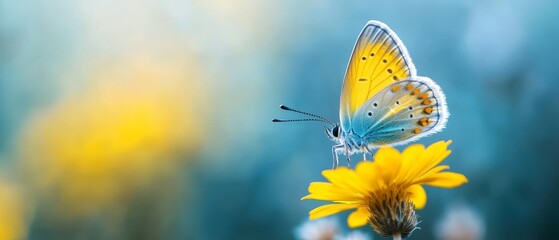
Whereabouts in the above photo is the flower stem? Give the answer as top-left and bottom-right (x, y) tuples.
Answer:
(393, 233), (402, 240)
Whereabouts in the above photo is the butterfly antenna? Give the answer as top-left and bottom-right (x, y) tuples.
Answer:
(273, 105), (336, 126)
(272, 118), (329, 123)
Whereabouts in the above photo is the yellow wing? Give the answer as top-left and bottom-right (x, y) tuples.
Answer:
(340, 20), (416, 131)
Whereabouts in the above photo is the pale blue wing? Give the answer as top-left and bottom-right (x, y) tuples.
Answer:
(351, 76), (448, 146)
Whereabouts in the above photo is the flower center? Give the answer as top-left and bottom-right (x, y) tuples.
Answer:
(367, 185), (418, 238)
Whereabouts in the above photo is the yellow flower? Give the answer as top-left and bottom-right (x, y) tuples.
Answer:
(302, 140), (467, 237)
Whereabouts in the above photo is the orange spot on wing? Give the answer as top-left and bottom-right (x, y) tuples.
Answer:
(405, 84), (413, 90)
(391, 85), (401, 92)
(424, 107), (433, 114)
(413, 128), (421, 134)
(422, 99), (431, 105)
(418, 93), (429, 100)
(418, 118), (429, 126)
(411, 89), (420, 95)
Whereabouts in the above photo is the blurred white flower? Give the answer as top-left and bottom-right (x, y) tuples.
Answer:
(336, 231), (372, 240)
(435, 205), (485, 240)
(295, 217), (339, 240)
(295, 217), (373, 240)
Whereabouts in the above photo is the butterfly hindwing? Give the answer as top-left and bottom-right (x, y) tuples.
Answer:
(351, 77), (448, 146)
(340, 21), (416, 131)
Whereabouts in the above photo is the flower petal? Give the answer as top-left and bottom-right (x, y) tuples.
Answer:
(396, 144), (425, 182)
(322, 167), (367, 194)
(309, 203), (360, 220)
(301, 182), (363, 201)
(355, 161), (381, 191)
(420, 140), (452, 170)
(405, 141), (452, 181)
(416, 172), (468, 188)
(402, 144), (425, 162)
(374, 147), (402, 183)
(407, 184), (427, 209)
(355, 161), (375, 180)
(347, 207), (370, 228)
(414, 165), (449, 181)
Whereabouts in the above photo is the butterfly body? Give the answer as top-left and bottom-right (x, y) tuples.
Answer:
(326, 21), (449, 167)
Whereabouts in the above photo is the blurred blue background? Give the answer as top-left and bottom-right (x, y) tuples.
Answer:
(1, 0), (558, 239)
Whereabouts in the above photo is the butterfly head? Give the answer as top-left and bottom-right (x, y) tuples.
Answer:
(325, 124), (341, 142)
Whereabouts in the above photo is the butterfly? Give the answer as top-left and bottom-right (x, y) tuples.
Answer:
(274, 20), (448, 168)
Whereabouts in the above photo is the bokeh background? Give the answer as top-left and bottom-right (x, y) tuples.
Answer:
(1, 0), (558, 239)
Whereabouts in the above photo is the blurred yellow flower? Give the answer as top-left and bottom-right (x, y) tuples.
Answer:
(0, 178), (26, 240)
(302, 141), (467, 238)
(19, 58), (209, 220)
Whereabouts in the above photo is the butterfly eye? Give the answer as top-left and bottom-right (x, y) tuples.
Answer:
(332, 125), (340, 137)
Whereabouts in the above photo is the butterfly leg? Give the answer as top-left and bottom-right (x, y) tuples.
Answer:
(361, 145), (368, 161)
(364, 145), (375, 160)
(331, 144), (344, 169)
(345, 149), (351, 167)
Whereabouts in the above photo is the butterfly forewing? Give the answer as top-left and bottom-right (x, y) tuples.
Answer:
(352, 77), (448, 146)
(340, 21), (417, 131)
